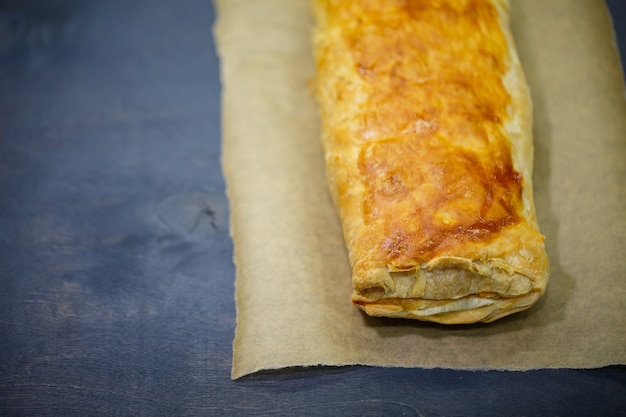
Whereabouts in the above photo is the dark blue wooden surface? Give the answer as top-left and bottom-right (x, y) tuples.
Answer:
(1, 1), (625, 415)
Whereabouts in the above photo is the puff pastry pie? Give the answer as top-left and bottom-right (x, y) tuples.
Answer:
(312, 0), (549, 324)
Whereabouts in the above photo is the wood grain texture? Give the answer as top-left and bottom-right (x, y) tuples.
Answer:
(0, 0), (624, 415)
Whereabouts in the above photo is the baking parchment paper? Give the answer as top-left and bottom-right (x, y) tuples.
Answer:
(215, 0), (626, 379)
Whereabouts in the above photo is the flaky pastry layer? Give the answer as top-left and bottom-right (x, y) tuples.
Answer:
(312, 0), (549, 324)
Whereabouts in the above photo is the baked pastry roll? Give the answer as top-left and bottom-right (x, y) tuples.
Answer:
(312, 0), (549, 324)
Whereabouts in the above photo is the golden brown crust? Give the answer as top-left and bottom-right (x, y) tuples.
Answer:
(312, 0), (549, 324)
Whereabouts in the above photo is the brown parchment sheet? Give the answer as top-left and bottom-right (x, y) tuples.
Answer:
(215, 0), (626, 379)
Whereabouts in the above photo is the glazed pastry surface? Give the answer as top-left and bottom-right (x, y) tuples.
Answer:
(312, 0), (549, 323)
